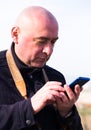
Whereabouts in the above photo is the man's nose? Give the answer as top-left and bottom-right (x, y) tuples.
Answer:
(42, 42), (53, 55)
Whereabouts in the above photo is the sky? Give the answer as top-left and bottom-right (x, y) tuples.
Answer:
(0, 0), (91, 84)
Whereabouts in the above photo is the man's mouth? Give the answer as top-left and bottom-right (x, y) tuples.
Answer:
(37, 58), (46, 62)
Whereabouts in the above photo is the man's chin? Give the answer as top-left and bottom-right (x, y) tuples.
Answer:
(36, 64), (45, 68)
(30, 63), (45, 68)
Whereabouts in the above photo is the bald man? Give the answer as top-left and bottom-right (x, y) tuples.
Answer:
(0, 6), (83, 130)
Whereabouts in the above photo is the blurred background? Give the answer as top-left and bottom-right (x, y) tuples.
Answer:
(0, 1), (91, 129)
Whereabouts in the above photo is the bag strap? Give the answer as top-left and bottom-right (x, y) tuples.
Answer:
(6, 49), (27, 99)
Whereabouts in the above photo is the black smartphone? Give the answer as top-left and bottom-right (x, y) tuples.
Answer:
(69, 77), (90, 92)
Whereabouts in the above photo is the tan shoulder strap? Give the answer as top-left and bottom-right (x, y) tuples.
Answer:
(42, 68), (49, 82)
(6, 49), (27, 99)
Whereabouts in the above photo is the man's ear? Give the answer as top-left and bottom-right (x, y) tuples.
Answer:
(11, 27), (19, 44)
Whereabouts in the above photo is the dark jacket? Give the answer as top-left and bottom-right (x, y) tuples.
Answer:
(0, 48), (83, 130)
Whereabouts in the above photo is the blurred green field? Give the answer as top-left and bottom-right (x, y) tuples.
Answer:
(77, 105), (91, 130)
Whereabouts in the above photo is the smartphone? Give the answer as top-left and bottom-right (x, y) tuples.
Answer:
(69, 77), (90, 92)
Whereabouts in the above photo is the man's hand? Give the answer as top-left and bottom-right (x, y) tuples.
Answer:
(31, 81), (65, 114)
(55, 84), (81, 116)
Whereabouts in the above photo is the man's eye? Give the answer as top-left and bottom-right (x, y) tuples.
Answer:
(51, 40), (56, 45)
(38, 40), (47, 45)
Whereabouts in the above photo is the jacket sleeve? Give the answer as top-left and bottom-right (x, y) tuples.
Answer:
(56, 105), (83, 130)
(0, 99), (35, 130)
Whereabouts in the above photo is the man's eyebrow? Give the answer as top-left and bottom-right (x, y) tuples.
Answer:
(33, 37), (58, 41)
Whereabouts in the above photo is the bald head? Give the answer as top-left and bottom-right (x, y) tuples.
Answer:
(17, 6), (57, 20)
(14, 6), (58, 31)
